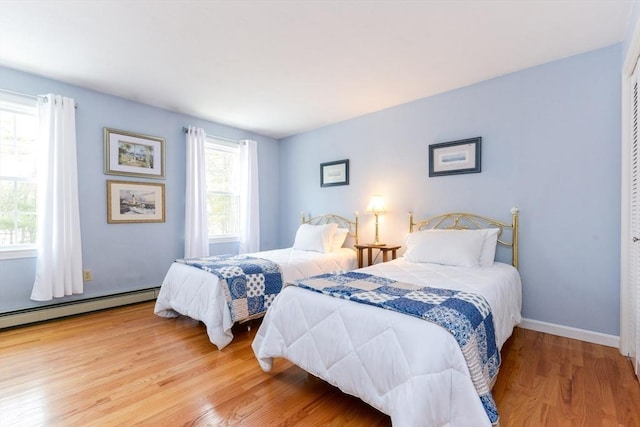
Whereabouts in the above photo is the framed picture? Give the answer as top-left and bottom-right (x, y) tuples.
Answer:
(320, 159), (349, 187)
(104, 128), (165, 179)
(107, 180), (165, 223)
(429, 137), (482, 177)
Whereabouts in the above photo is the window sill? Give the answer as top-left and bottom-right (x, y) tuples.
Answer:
(209, 236), (240, 244)
(0, 248), (37, 260)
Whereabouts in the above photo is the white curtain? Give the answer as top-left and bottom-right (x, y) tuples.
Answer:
(184, 126), (209, 258)
(31, 94), (83, 301)
(239, 139), (260, 253)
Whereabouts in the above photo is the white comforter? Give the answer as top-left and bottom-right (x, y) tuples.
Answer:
(154, 248), (357, 349)
(252, 258), (522, 427)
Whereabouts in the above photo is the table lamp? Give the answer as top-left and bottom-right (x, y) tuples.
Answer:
(366, 195), (387, 245)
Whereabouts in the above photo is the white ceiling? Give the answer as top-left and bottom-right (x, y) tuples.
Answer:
(0, 1), (633, 139)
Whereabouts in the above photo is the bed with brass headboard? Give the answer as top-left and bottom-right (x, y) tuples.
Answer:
(253, 208), (522, 427)
(155, 213), (358, 350)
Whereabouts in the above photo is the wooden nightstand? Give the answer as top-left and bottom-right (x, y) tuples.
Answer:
(354, 244), (401, 268)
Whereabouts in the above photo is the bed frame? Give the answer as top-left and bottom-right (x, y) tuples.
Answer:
(409, 207), (519, 269)
(301, 212), (359, 245)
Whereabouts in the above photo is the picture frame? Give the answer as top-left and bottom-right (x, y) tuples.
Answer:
(104, 128), (165, 179)
(320, 159), (349, 187)
(429, 137), (482, 177)
(107, 180), (166, 224)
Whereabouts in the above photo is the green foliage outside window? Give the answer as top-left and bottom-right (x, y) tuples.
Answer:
(205, 141), (240, 238)
(0, 103), (39, 247)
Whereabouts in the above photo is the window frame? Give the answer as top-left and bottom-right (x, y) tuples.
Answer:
(0, 92), (39, 260)
(205, 136), (241, 244)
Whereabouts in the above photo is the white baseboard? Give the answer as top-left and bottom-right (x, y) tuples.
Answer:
(1, 295), (622, 350)
(519, 318), (620, 348)
(0, 288), (160, 329)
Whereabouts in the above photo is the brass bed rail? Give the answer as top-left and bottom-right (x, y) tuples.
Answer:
(301, 212), (359, 245)
(408, 207), (519, 268)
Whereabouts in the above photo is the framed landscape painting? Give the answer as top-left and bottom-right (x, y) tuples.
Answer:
(429, 137), (482, 177)
(107, 180), (165, 224)
(104, 128), (165, 179)
(320, 159), (349, 187)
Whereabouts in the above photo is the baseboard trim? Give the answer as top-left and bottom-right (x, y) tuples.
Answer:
(1, 294), (622, 349)
(0, 288), (160, 329)
(519, 318), (620, 348)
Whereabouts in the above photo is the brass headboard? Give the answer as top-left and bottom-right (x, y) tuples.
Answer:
(408, 207), (519, 268)
(301, 212), (359, 245)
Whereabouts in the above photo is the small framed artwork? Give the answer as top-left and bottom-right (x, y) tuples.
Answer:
(320, 159), (349, 187)
(104, 128), (165, 179)
(107, 180), (165, 223)
(429, 137), (482, 177)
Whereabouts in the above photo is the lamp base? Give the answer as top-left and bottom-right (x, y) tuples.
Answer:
(369, 242), (386, 246)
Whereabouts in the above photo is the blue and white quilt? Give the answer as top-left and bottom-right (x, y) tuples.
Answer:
(292, 270), (501, 424)
(178, 255), (283, 323)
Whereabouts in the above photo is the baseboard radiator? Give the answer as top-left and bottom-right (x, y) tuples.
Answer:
(0, 288), (160, 330)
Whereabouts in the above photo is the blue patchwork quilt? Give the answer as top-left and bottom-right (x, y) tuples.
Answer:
(292, 271), (501, 425)
(178, 255), (283, 323)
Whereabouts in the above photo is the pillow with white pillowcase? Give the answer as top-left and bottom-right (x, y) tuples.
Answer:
(331, 227), (349, 251)
(404, 229), (485, 267)
(292, 223), (339, 253)
(478, 228), (500, 267)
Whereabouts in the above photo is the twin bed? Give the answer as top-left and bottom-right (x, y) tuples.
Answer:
(155, 209), (522, 426)
(154, 213), (359, 349)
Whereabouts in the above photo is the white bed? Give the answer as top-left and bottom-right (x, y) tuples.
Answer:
(252, 209), (521, 427)
(154, 214), (358, 350)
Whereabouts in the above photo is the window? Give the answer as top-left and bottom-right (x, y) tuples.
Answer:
(0, 92), (39, 258)
(205, 137), (240, 241)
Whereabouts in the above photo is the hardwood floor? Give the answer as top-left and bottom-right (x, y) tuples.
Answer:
(0, 301), (638, 426)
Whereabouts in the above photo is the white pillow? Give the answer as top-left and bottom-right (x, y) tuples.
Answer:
(478, 228), (500, 267)
(293, 223), (338, 253)
(331, 227), (349, 251)
(404, 229), (485, 267)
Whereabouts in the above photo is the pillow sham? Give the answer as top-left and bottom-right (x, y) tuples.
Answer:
(292, 223), (338, 253)
(478, 228), (500, 267)
(404, 229), (485, 267)
(331, 227), (349, 251)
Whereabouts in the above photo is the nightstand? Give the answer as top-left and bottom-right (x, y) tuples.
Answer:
(354, 244), (401, 268)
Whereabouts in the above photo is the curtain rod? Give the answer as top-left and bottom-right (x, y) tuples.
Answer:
(0, 88), (78, 108)
(182, 126), (240, 144)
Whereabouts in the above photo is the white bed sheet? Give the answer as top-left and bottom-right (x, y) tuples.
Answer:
(154, 248), (357, 349)
(252, 258), (522, 427)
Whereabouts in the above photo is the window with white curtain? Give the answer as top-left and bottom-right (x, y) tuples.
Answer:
(0, 92), (39, 259)
(205, 136), (240, 242)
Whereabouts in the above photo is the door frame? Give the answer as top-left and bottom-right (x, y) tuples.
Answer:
(621, 17), (640, 380)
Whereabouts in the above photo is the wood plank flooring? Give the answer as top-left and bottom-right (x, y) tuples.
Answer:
(0, 301), (638, 426)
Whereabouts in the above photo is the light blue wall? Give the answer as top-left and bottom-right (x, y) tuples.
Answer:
(279, 45), (622, 336)
(0, 66), (280, 312)
(0, 41), (627, 336)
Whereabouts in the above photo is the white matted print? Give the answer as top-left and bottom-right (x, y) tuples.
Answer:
(107, 180), (165, 223)
(104, 128), (165, 179)
(320, 159), (349, 187)
(429, 137), (481, 177)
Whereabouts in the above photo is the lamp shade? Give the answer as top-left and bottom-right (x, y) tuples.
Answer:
(366, 195), (388, 214)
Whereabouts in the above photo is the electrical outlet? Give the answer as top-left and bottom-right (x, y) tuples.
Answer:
(83, 269), (93, 282)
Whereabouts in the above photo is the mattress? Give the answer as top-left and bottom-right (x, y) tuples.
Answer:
(252, 257), (522, 426)
(154, 247), (357, 349)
